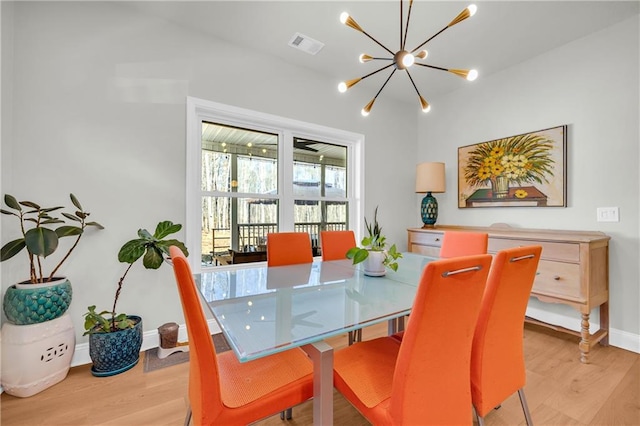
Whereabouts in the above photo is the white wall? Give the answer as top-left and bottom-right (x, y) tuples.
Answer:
(417, 16), (640, 349)
(1, 1), (418, 364)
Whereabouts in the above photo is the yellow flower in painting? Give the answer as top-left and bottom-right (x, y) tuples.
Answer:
(491, 164), (504, 176)
(501, 155), (514, 167)
(490, 146), (504, 157)
(483, 157), (497, 166)
(513, 155), (528, 167)
(514, 189), (528, 198)
(477, 167), (492, 180)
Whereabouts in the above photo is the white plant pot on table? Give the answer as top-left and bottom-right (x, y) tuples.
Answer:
(364, 251), (386, 277)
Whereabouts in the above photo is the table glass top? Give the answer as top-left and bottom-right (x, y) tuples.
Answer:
(195, 252), (435, 361)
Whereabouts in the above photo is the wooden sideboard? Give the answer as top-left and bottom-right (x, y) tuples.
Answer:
(408, 224), (610, 363)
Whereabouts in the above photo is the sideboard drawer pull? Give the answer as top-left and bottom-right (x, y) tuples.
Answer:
(553, 275), (561, 280)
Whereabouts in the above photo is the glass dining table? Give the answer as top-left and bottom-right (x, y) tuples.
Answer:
(195, 252), (435, 425)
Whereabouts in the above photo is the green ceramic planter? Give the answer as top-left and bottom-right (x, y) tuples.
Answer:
(89, 316), (143, 377)
(3, 278), (73, 325)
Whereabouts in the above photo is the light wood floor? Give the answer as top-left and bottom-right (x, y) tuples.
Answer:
(2, 323), (638, 425)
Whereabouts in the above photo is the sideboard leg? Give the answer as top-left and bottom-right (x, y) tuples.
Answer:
(579, 313), (591, 364)
(599, 302), (610, 346)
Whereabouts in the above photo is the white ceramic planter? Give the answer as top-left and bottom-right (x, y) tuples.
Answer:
(1, 313), (75, 397)
(364, 251), (386, 276)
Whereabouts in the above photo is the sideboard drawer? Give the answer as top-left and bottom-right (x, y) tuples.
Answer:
(533, 260), (584, 303)
(409, 244), (441, 258)
(409, 231), (444, 248)
(488, 238), (580, 263)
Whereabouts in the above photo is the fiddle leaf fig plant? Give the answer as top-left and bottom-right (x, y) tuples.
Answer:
(346, 206), (402, 271)
(83, 220), (188, 334)
(0, 193), (104, 284)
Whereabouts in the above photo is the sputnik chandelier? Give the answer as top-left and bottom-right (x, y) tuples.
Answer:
(338, 1), (479, 116)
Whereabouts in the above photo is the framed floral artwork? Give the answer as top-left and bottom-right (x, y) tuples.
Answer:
(458, 125), (567, 208)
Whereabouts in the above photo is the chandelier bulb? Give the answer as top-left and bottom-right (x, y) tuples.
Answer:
(338, 82), (347, 93)
(419, 96), (431, 113)
(340, 11), (364, 32)
(467, 69), (478, 81)
(402, 53), (415, 68)
(359, 54), (373, 63)
(415, 50), (429, 60)
(468, 4), (478, 16)
(362, 98), (375, 116)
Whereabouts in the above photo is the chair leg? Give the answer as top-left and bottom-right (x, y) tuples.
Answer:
(279, 408), (293, 420)
(473, 405), (485, 426)
(518, 388), (534, 426)
(348, 329), (362, 345)
(184, 405), (192, 426)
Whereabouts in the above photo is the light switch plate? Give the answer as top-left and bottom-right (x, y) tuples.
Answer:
(596, 207), (619, 222)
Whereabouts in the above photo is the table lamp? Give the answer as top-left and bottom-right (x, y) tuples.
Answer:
(415, 162), (446, 228)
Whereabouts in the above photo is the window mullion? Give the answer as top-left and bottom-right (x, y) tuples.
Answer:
(279, 130), (295, 232)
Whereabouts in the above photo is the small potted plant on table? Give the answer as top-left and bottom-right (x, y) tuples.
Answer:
(83, 220), (188, 377)
(346, 207), (402, 276)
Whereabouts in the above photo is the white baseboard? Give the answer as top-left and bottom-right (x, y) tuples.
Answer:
(526, 307), (639, 354)
(71, 312), (638, 367)
(71, 320), (221, 367)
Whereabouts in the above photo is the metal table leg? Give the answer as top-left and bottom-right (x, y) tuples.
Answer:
(302, 341), (334, 426)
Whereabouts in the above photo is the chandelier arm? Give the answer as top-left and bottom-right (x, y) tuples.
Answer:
(372, 69), (397, 100)
(400, 0), (403, 51)
(404, 68), (422, 97)
(409, 26), (447, 54)
(358, 62), (396, 82)
(414, 63), (448, 72)
(402, 0), (414, 51)
(361, 30), (395, 56)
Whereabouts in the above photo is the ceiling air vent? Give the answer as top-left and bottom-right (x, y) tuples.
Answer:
(288, 32), (324, 55)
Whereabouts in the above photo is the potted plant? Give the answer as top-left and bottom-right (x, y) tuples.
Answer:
(83, 220), (188, 377)
(0, 193), (103, 397)
(1, 193), (104, 324)
(346, 207), (402, 276)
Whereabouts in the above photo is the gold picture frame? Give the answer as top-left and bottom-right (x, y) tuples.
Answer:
(458, 125), (567, 208)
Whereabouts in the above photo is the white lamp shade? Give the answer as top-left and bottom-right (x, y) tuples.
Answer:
(415, 162), (446, 193)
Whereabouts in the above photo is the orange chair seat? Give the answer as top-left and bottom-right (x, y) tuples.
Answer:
(217, 349), (313, 409)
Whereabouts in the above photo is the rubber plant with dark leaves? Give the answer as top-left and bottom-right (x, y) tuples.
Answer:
(83, 220), (188, 334)
(0, 193), (104, 283)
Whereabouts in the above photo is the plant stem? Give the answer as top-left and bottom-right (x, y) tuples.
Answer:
(111, 263), (134, 331)
(48, 218), (85, 282)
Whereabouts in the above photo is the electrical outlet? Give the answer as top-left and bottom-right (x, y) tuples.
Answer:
(596, 207), (619, 222)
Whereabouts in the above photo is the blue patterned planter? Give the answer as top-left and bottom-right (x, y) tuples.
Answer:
(3, 278), (73, 325)
(89, 316), (143, 377)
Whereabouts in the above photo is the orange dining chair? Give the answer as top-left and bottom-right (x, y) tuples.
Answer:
(319, 230), (361, 344)
(320, 230), (357, 261)
(439, 231), (489, 258)
(266, 232), (313, 266)
(471, 245), (542, 426)
(333, 254), (493, 425)
(168, 246), (314, 426)
(391, 231), (489, 343)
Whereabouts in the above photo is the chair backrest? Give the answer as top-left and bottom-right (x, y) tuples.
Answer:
(439, 231), (489, 258)
(471, 245), (542, 416)
(266, 232), (313, 266)
(390, 254), (493, 425)
(169, 246), (224, 425)
(320, 230), (357, 261)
